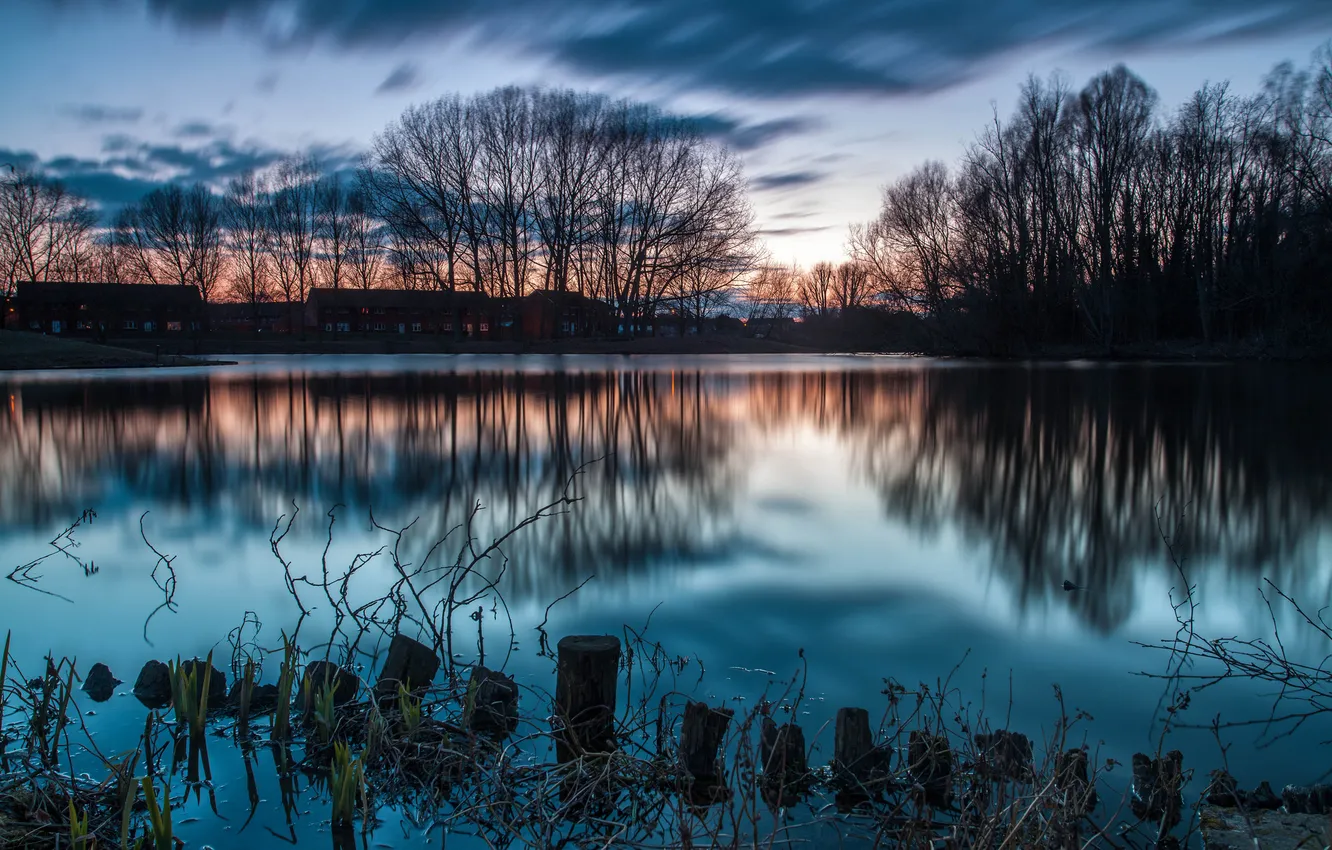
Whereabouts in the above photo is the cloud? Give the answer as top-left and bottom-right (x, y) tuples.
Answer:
(757, 226), (834, 237)
(174, 121), (222, 138)
(256, 72), (279, 93)
(62, 104), (144, 124)
(1, 136), (362, 219)
(751, 171), (827, 192)
(42, 0), (1332, 97)
(375, 62), (421, 94)
(686, 113), (820, 151)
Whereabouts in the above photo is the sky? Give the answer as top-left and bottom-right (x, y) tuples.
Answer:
(2, 0), (1330, 267)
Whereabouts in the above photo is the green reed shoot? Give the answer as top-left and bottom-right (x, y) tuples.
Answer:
(68, 799), (92, 848)
(140, 776), (173, 850)
(397, 681), (422, 735)
(272, 635), (297, 741)
(365, 702), (386, 762)
(313, 681), (337, 745)
(330, 740), (365, 826)
(167, 652), (213, 739)
(237, 658), (255, 738)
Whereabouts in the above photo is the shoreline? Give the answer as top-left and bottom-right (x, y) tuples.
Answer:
(4, 329), (1328, 370)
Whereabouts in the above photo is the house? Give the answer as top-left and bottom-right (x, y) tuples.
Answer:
(15, 281), (204, 337)
(304, 287), (510, 339)
(207, 301), (293, 334)
(516, 290), (615, 339)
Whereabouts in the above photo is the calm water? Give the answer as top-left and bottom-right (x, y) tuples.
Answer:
(2, 354), (1330, 846)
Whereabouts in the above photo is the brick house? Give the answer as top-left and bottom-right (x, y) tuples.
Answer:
(517, 290), (615, 338)
(304, 288), (513, 339)
(15, 281), (204, 337)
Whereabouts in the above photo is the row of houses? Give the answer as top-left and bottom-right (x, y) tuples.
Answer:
(6, 282), (625, 340)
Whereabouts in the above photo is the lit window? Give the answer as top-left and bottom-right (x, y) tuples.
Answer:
(411, 322), (422, 332)
(324, 323), (333, 332)
(479, 322), (489, 332)
(78, 303), (88, 311)
(167, 321), (182, 332)
(337, 322), (350, 332)
(374, 322), (386, 331)
(122, 320), (137, 330)
(143, 321), (155, 332)
(443, 322), (453, 331)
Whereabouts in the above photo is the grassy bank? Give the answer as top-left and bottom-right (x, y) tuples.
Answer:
(0, 331), (220, 371)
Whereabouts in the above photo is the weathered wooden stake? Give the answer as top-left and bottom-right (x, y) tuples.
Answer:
(554, 635), (620, 762)
(679, 701), (734, 784)
(464, 665), (519, 736)
(907, 731), (953, 808)
(974, 730), (1033, 782)
(834, 707), (885, 784)
(760, 716), (808, 808)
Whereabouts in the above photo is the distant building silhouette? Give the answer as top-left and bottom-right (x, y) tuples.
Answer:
(15, 282), (203, 338)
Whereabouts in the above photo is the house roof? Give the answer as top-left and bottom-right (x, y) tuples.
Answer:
(306, 287), (493, 310)
(17, 281), (203, 307)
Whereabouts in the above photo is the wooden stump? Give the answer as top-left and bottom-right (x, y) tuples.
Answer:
(302, 661), (359, 708)
(974, 730), (1033, 782)
(1130, 750), (1184, 835)
(464, 666), (519, 737)
(554, 635), (620, 762)
(760, 716), (808, 808)
(907, 731), (953, 808)
(1056, 748), (1097, 815)
(679, 701), (734, 784)
(374, 634), (439, 704)
(834, 707), (886, 784)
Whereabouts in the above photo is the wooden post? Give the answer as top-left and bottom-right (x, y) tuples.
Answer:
(974, 730), (1033, 782)
(679, 701), (734, 784)
(554, 635), (620, 762)
(907, 731), (953, 808)
(834, 707), (885, 783)
(760, 716), (808, 808)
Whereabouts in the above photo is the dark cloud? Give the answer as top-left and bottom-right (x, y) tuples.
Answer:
(40, 0), (1332, 96)
(174, 121), (221, 138)
(1, 136), (361, 219)
(375, 62), (421, 94)
(757, 226), (834, 237)
(685, 114), (820, 152)
(62, 104), (143, 124)
(751, 171), (826, 192)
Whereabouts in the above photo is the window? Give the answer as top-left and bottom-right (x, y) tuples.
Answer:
(324, 323), (334, 332)
(479, 322), (489, 332)
(190, 322), (200, 331)
(374, 322), (386, 331)
(411, 322), (422, 333)
(143, 321), (155, 332)
(167, 321), (182, 332)
(443, 322), (453, 332)
(465, 323), (474, 333)
(78, 303), (88, 311)
(122, 319), (137, 330)
(373, 307), (385, 315)
(360, 307), (370, 315)
(336, 322), (350, 333)
(77, 320), (92, 331)
(28, 321), (40, 330)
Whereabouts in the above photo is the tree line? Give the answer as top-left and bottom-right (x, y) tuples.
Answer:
(844, 46), (1332, 352)
(1, 87), (757, 332)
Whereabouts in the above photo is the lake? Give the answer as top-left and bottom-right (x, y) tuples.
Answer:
(2, 354), (1329, 847)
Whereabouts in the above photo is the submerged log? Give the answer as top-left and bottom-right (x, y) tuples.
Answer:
(554, 635), (620, 762)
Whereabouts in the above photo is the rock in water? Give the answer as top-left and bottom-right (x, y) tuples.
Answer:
(303, 661), (360, 706)
(132, 660), (172, 709)
(374, 634), (439, 703)
(82, 663), (121, 702)
(228, 682), (281, 714)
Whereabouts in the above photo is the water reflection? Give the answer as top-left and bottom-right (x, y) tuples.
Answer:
(2, 360), (1330, 635)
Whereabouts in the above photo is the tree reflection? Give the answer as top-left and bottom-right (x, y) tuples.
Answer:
(2, 362), (1329, 632)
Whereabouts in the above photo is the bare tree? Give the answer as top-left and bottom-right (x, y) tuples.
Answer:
(0, 170), (97, 298)
(225, 171), (273, 328)
(347, 175), (384, 291)
(269, 157), (320, 333)
(798, 261), (835, 317)
(317, 173), (352, 289)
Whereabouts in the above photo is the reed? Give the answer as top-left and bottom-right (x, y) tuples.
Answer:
(0, 629), (8, 770)
(330, 740), (365, 826)
(68, 799), (91, 848)
(396, 681), (422, 736)
(140, 776), (173, 850)
(272, 635), (297, 741)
